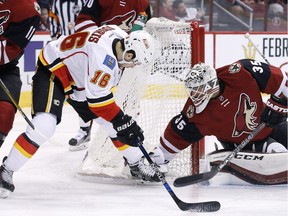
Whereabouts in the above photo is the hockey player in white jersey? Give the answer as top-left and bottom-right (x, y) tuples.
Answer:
(0, 25), (158, 198)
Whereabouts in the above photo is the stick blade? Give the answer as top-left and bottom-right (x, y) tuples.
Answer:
(178, 201), (221, 212)
(174, 170), (217, 187)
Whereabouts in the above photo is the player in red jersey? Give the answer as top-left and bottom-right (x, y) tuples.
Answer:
(75, 0), (151, 33)
(0, 0), (41, 148)
(148, 59), (287, 185)
(67, 0), (151, 151)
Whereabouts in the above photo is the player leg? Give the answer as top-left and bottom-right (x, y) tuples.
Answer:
(147, 145), (172, 173)
(139, 138), (191, 177)
(0, 101), (16, 148)
(95, 117), (161, 182)
(269, 121), (288, 151)
(0, 66), (22, 148)
(0, 66), (21, 197)
(0, 63), (66, 198)
(0, 113), (58, 197)
(254, 126), (287, 153)
(66, 99), (93, 151)
(244, 121), (288, 153)
(69, 116), (92, 150)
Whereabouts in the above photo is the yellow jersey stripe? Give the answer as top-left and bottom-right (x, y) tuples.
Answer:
(88, 97), (115, 108)
(14, 143), (33, 158)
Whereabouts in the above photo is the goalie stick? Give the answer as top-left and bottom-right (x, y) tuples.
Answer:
(137, 140), (220, 212)
(173, 122), (266, 187)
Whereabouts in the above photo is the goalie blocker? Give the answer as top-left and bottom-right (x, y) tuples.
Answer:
(207, 150), (288, 185)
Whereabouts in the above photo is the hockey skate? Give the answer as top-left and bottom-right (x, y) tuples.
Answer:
(127, 157), (162, 182)
(0, 164), (15, 198)
(68, 126), (91, 151)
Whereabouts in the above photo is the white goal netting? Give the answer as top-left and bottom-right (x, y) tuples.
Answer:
(76, 18), (205, 183)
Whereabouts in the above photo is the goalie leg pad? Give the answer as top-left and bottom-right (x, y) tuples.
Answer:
(149, 146), (169, 173)
(208, 150), (288, 185)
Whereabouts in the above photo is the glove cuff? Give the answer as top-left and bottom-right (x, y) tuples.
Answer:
(267, 95), (288, 114)
(271, 95), (287, 106)
(111, 110), (125, 124)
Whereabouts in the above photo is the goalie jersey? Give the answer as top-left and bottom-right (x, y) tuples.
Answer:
(39, 25), (127, 121)
(161, 59), (287, 152)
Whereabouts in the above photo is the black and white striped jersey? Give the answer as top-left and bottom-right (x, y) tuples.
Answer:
(50, 0), (86, 38)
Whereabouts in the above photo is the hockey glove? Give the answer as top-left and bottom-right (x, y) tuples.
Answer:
(261, 95), (288, 127)
(112, 114), (144, 147)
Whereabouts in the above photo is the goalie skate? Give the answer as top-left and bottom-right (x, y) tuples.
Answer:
(0, 164), (15, 198)
(69, 126), (91, 151)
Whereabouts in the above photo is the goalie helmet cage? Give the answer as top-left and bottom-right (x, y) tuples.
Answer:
(77, 18), (205, 182)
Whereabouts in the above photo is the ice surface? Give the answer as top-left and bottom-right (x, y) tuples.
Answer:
(0, 105), (287, 216)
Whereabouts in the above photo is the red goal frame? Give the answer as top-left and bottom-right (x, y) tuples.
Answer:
(191, 21), (205, 174)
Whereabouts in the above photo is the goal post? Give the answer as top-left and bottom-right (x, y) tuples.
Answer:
(190, 21), (205, 174)
(76, 18), (206, 182)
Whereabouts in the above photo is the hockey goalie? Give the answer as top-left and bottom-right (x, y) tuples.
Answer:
(148, 59), (287, 186)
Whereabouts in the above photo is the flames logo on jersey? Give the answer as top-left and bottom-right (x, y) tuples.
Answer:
(232, 93), (257, 137)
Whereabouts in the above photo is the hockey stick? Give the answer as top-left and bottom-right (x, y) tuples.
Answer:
(0, 78), (35, 130)
(137, 140), (221, 212)
(244, 33), (270, 65)
(173, 122), (266, 187)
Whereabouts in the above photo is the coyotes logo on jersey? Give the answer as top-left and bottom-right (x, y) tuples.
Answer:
(233, 93), (258, 137)
(101, 11), (136, 32)
(0, 9), (9, 34)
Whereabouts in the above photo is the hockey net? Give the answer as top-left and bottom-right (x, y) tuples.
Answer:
(76, 17), (205, 183)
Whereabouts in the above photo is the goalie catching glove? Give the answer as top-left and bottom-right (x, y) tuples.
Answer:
(112, 112), (144, 147)
(261, 95), (288, 127)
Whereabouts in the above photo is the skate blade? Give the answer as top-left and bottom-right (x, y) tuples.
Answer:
(69, 143), (88, 152)
(0, 188), (10, 199)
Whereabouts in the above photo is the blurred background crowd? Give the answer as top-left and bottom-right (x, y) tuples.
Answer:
(37, 0), (287, 34)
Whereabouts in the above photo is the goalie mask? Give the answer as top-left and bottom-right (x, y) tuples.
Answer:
(184, 62), (220, 114)
(119, 30), (155, 67)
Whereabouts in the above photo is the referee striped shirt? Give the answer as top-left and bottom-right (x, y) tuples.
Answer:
(50, 0), (86, 38)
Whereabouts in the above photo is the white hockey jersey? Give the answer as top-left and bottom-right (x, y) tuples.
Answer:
(39, 25), (128, 121)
